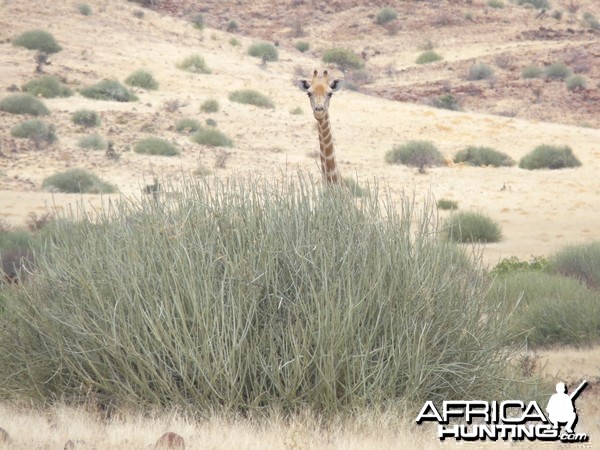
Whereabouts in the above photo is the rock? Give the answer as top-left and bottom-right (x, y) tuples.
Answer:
(155, 432), (185, 449)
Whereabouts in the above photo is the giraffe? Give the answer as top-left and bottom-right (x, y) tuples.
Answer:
(297, 70), (343, 184)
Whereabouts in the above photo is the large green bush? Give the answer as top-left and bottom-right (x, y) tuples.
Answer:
(454, 146), (515, 167)
(12, 29), (62, 54)
(0, 94), (49, 116)
(228, 89), (274, 108)
(445, 211), (502, 243)
(551, 242), (600, 289)
(384, 140), (443, 171)
(11, 119), (57, 145)
(0, 176), (526, 415)
(22, 76), (73, 98)
(487, 271), (600, 346)
(42, 168), (116, 193)
(322, 48), (365, 71)
(518, 145), (581, 170)
(80, 79), (138, 102)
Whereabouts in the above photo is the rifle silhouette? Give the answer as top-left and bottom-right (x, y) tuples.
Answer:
(569, 380), (588, 401)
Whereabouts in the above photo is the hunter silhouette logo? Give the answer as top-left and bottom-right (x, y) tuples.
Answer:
(416, 380), (589, 443)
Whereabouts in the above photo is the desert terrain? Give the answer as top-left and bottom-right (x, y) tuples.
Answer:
(0, 0), (599, 447)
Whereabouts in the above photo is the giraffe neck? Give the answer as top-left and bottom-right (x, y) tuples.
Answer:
(316, 112), (339, 184)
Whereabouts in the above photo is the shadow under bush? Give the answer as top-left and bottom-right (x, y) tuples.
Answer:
(0, 175), (532, 416)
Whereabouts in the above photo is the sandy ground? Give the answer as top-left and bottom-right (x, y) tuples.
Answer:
(0, 0), (599, 447)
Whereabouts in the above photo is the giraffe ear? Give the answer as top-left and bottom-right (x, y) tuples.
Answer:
(329, 79), (343, 92)
(297, 79), (310, 92)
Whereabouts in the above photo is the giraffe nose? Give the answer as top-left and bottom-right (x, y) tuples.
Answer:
(314, 106), (324, 111)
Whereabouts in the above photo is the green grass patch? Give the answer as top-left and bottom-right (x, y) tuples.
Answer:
(200, 99), (220, 113)
(518, 144), (581, 170)
(486, 271), (600, 347)
(11, 119), (57, 145)
(134, 137), (180, 156)
(247, 42), (279, 62)
(80, 79), (138, 102)
(22, 76), (73, 98)
(454, 146), (515, 167)
(191, 128), (233, 147)
(124, 70), (158, 90)
(322, 48), (365, 71)
(445, 211), (502, 243)
(551, 241), (600, 289)
(0, 175), (530, 415)
(77, 134), (107, 151)
(228, 89), (274, 109)
(12, 29), (62, 54)
(416, 50), (442, 64)
(71, 109), (100, 128)
(0, 94), (49, 116)
(175, 118), (202, 133)
(384, 140), (443, 171)
(177, 55), (211, 74)
(42, 168), (116, 193)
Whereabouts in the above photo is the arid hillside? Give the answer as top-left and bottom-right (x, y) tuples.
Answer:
(0, 0), (599, 265)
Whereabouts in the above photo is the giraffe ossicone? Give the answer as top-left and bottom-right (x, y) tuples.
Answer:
(297, 69), (343, 184)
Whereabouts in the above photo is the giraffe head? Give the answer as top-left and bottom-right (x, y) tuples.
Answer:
(297, 69), (343, 120)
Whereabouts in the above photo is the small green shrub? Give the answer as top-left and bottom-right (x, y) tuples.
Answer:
(77, 3), (92, 15)
(80, 79), (138, 102)
(12, 29), (62, 54)
(376, 7), (398, 25)
(583, 12), (600, 30)
(11, 119), (57, 145)
(486, 0), (504, 8)
(124, 70), (158, 90)
(487, 271), (600, 347)
(552, 241), (600, 289)
(200, 99), (220, 113)
(322, 48), (365, 71)
(467, 63), (494, 81)
(134, 138), (180, 156)
(544, 63), (571, 80)
(175, 118), (201, 133)
(294, 41), (310, 53)
(71, 109), (100, 128)
(0, 94), (49, 116)
(445, 211), (502, 243)
(192, 13), (204, 30)
(521, 65), (543, 79)
(454, 146), (515, 167)
(518, 145), (581, 170)
(205, 118), (217, 127)
(517, 0), (550, 9)
(191, 128), (233, 147)
(177, 55), (211, 74)
(226, 20), (239, 33)
(491, 256), (549, 276)
(247, 42), (279, 62)
(566, 75), (586, 91)
(228, 89), (274, 108)
(384, 140), (443, 171)
(22, 75), (73, 98)
(42, 168), (116, 193)
(229, 37), (240, 46)
(436, 198), (458, 211)
(437, 199), (458, 211)
(290, 106), (303, 115)
(77, 134), (107, 151)
(416, 50), (442, 64)
(431, 94), (460, 111)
